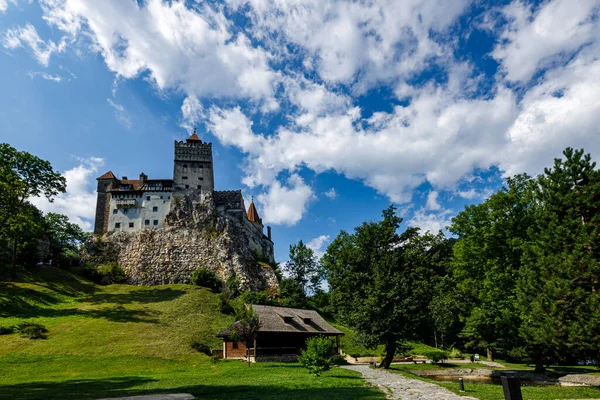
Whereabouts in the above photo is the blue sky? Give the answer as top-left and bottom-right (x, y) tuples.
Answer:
(1, 0), (599, 262)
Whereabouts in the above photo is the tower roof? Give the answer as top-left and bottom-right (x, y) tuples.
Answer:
(186, 128), (201, 143)
(97, 171), (117, 180)
(247, 200), (261, 223)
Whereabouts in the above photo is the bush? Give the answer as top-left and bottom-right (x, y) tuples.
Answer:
(239, 290), (277, 306)
(0, 326), (13, 335)
(191, 267), (221, 290)
(190, 333), (213, 356)
(14, 322), (48, 339)
(298, 336), (334, 377)
(423, 350), (449, 364)
(449, 347), (464, 359)
(85, 263), (126, 285)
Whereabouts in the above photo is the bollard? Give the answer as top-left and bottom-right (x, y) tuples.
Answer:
(501, 372), (523, 400)
(458, 377), (465, 392)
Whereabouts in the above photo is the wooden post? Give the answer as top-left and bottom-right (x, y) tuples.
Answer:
(336, 336), (340, 354)
(254, 336), (257, 361)
(223, 341), (227, 359)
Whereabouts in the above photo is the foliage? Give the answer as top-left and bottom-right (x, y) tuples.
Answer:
(448, 347), (464, 359)
(0, 326), (13, 335)
(0, 143), (66, 277)
(238, 290), (278, 306)
(323, 206), (448, 368)
(298, 336), (335, 376)
(228, 306), (261, 365)
(278, 277), (307, 308)
(422, 349), (449, 363)
(190, 267), (221, 291)
(282, 240), (322, 296)
(43, 213), (87, 267)
(518, 148), (600, 371)
(449, 174), (533, 361)
(13, 322), (48, 339)
(89, 263), (127, 285)
(226, 272), (240, 298)
(190, 333), (213, 356)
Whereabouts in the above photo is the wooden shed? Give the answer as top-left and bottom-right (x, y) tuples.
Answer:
(217, 305), (344, 361)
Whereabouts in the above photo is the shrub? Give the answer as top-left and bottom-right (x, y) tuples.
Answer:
(0, 326), (13, 335)
(191, 267), (221, 291)
(239, 290), (277, 306)
(85, 263), (126, 285)
(298, 336), (334, 377)
(423, 350), (449, 364)
(190, 333), (213, 356)
(14, 322), (48, 339)
(449, 347), (464, 359)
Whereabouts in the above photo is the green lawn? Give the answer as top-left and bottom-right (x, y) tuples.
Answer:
(0, 267), (383, 400)
(390, 362), (490, 371)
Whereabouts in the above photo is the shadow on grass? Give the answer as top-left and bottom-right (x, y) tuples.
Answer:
(0, 376), (383, 400)
(85, 287), (187, 305)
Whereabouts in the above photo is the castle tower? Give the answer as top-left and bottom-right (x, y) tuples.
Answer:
(94, 171), (118, 235)
(247, 199), (263, 232)
(173, 130), (214, 194)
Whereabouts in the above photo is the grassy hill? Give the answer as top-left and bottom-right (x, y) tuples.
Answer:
(0, 267), (383, 400)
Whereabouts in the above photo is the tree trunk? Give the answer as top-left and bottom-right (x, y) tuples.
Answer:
(534, 359), (546, 373)
(486, 347), (494, 362)
(434, 329), (438, 348)
(10, 233), (17, 280)
(379, 338), (396, 369)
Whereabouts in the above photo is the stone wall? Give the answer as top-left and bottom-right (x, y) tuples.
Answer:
(84, 192), (278, 292)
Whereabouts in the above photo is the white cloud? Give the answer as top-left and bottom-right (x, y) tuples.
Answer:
(493, 0), (600, 82)
(426, 191), (441, 211)
(0, 0), (17, 13)
(257, 174), (314, 226)
(408, 208), (452, 234)
(180, 96), (204, 133)
(27, 71), (67, 82)
(36, 0), (278, 103)
(30, 157), (104, 231)
(2, 23), (66, 66)
(306, 235), (330, 259)
(323, 188), (337, 200)
(106, 98), (132, 129)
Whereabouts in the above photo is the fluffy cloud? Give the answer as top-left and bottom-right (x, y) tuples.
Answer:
(0, 0), (17, 13)
(426, 191), (441, 211)
(306, 235), (330, 259)
(30, 157), (104, 231)
(33, 0), (277, 103)
(2, 23), (66, 66)
(493, 0), (600, 82)
(256, 174), (314, 226)
(408, 208), (452, 234)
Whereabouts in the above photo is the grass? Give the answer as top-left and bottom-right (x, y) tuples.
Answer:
(389, 366), (600, 400)
(0, 267), (384, 400)
(390, 362), (491, 371)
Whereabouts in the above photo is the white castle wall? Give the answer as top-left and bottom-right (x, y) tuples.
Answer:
(108, 191), (173, 232)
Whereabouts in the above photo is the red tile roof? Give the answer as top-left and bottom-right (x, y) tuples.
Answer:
(97, 171), (117, 180)
(186, 133), (201, 142)
(247, 201), (261, 223)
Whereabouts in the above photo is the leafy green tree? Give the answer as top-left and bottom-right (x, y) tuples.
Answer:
(43, 212), (87, 266)
(278, 277), (307, 307)
(298, 336), (334, 376)
(0, 143), (66, 277)
(449, 174), (533, 361)
(282, 240), (322, 296)
(229, 306), (261, 366)
(323, 206), (445, 368)
(518, 148), (600, 371)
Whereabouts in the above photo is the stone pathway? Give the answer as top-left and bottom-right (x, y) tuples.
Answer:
(342, 365), (477, 400)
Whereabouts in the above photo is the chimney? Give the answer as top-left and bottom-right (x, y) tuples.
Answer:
(139, 172), (148, 184)
(267, 226), (271, 240)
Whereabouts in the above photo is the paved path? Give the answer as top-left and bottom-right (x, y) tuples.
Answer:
(342, 365), (477, 400)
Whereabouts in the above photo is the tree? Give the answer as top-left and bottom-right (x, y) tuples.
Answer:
(322, 206), (445, 368)
(282, 240), (322, 296)
(0, 143), (66, 277)
(229, 306), (261, 366)
(43, 213), (87, 266)
(449, 174), (533, 361)
(298, 336), (334, 376)
(518, 148), (600, 371)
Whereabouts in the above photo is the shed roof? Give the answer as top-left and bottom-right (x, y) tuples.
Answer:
(217, 305), (344, 337)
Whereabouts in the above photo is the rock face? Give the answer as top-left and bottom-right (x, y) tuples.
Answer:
(83, 193), (279, 292)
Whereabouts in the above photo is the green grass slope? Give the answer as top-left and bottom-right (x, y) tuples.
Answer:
(0, 267), (382, 400)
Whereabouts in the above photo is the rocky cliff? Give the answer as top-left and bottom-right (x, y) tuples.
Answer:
(83, 193), (279, 292)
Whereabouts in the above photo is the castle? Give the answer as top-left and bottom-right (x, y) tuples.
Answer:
(93, 131), (274, 264)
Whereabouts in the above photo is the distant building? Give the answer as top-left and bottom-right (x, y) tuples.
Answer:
(217, 305), (344, 362)
(93, 131), (274, 262)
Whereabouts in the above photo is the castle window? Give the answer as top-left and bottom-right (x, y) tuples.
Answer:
(160, 196), (163, 199)
(183, 164), (188, 172)
(168, 196), (170, 199)
(153, 206), (158, 212)
(153, 220), (158, 226)
(129, 222), (134, 228)
(182, 176), (188, 180)
(198, 177), (203, 180)
(115, 223), (121, 229)
(185, 185), (189, 189)
(113, 209), (117, 214)
(123, 209), (128, 214)
(197, 185), (201, 189)
(146, 196), (151, 201)
(145, 220), (149, 226)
